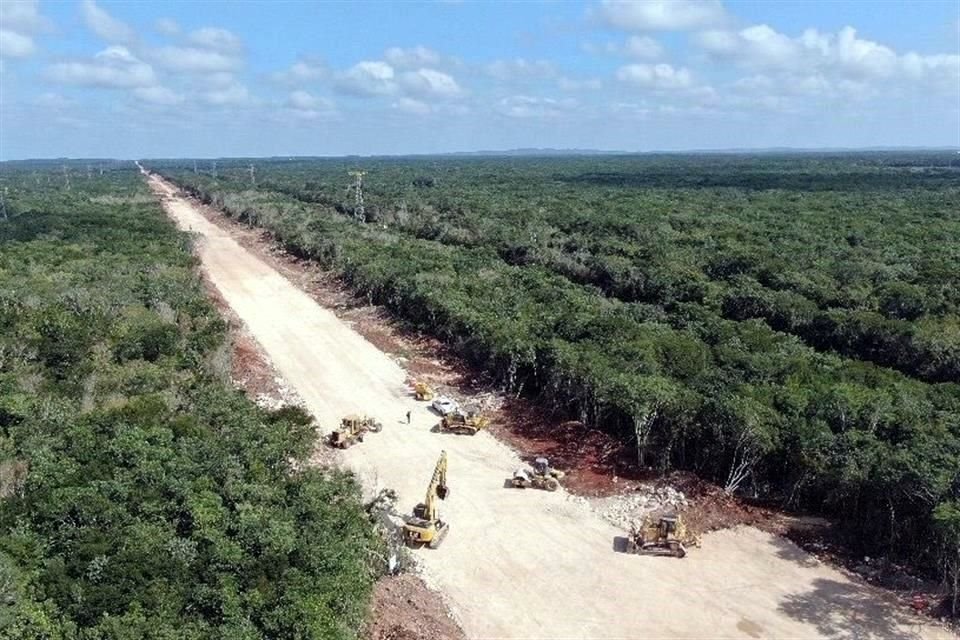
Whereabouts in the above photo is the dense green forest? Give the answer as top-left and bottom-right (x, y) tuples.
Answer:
(149, 153), (960, 606)
(0, 164), (380, 638)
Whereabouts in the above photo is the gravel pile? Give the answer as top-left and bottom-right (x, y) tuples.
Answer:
(587, 485), (689, 531)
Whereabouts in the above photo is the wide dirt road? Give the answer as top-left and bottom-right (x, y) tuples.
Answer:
(145, 171), (951, 640)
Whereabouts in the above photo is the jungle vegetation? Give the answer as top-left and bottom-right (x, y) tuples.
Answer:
(150, 152), (960, 609)
(0, 164), (380, 639)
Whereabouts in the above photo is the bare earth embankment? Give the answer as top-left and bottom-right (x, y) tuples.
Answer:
(144, 170), (952, 640)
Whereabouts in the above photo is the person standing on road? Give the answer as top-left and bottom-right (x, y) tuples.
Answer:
(406, 410), (411, 424)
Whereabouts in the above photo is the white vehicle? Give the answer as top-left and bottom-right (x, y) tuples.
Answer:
(431, 396), (459, 416)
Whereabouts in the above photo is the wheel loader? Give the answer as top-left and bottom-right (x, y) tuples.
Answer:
(437, 407), (489, 435)
(402, 451), (450, 549)
(327, 414), (383, 449)
(624, 513), (699, 558)
(414, 381), (435, 401)
(511, 457), (565, 491)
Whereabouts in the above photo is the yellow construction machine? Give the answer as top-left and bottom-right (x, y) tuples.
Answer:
(624, 513), (699, 558)
(437, 407), (489, 435)
(511, 457), (565, 492)
(402, 451), (450, 548)
(327, 414), (383, 449)
(414, 381), (435, 401)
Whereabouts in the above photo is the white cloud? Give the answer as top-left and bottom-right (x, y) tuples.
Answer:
(624, 35), (663, 59)
(201, 81), (252, 106)
(151, 46), (241, 73)
(597, 0), (726, 31)
(495, 95), (577, 118)
(0, 29), (34, 58)
(393, 97), (432, 115)
(0, 0), (49, 59)
(616, 63), (692, 89)
(337, 60), (396, 96)
(384, 45), (443, 68)
(48, 46), (156, 88)
(272, 56), (328, 84)
(133, 85), (184, 105)
(188, 27), (243, 54)
(155, 18), (180, 37)
(81, 0), (136, 44)
(697, 23), (959, 91)
(485, 58), (556, 81)
(285, 90), (336, 119)
(399, 68), (463, 98)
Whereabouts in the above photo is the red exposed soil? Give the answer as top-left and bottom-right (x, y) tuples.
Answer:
(362, 575), (466, 640)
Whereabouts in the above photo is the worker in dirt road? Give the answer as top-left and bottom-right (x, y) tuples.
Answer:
(406, 410), (411, 424)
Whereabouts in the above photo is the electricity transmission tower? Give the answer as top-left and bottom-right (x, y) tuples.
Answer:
(348, 170), (366, 222)
(248, 164), (256, 186)
(62, 164), (71, 191)
(212, 161), (218, 179)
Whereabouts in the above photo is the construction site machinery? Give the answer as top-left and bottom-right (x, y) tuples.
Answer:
(438, 407), (489, 435)
(511, 457), (565, 492)
(414, 381), (435, 401)
(402, 451), (450, 548)
(624, 514), (699, 558)
(327, 414), (383, 449)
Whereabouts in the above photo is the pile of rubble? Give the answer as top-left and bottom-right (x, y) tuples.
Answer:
(586, 484), (689, 531)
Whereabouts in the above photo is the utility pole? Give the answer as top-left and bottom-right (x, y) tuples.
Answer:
(348, 170), (366, 222)
(248, 164), (256, 186)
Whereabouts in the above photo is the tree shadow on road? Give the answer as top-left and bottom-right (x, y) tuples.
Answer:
(778, 577), (923, 640)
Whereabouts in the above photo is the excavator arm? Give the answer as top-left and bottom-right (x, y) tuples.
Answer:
(423, 450), (448, 521)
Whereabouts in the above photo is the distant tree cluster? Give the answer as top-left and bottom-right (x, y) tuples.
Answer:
(0, 166), (380, 638)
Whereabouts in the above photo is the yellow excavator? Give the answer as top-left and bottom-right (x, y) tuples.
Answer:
(327, 414), (383, 449)
(624, 513), (699, 558)
(414, 382), (435, 401)
(437, 407), (489, 435)
(402, 451), (450, 548)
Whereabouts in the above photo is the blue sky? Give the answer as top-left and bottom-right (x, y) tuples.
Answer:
(1, 0), (958, 159)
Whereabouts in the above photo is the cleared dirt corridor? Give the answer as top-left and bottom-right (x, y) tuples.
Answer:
(144, 170), (952, 640)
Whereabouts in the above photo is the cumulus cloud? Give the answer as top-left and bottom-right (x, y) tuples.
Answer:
(598, 0), (726, 32)
(188, 27), (243, 54)
(81, 0), (136, 45)
(558, 76), (603, 91)
(285, 89), (336, 119)
(496, 95), (577, 118)
(697, 24), (959, 90)
(151, 46), (241, 73)
(486, 58), (556, 81)
(616, 63), (692, 89)
(399, 68), (463, 98)
(48, 46), (156, 88)
(133, 85), (184, 105)
(0, 0), (49, 59)
(0, 29), (34, 58)
(201, 81), (252, 106)
(384, 45), (443, 68)
(336, 60), (397, 96)
(33, 92), (76, 108)
(272, 56), (328, 84)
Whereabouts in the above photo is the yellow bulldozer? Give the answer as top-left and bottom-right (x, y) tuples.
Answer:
(511, 457), (565, 492)
(437, 407), (489, 435)
(402, 451), (450, 549)
(327, 414), (383, 449)
(624, 513), (699, 558)
(414, 381), (435, 401)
